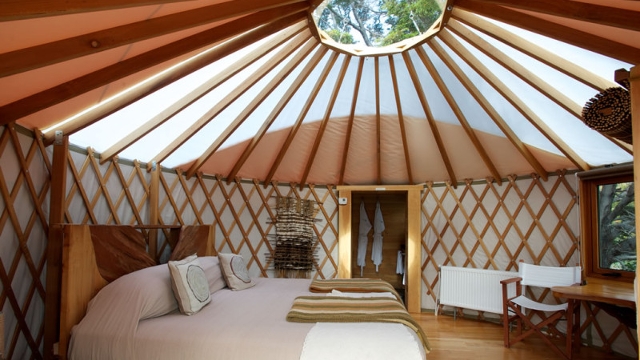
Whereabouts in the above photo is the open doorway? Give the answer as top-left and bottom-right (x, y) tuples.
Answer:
(337, 185), (422, 313)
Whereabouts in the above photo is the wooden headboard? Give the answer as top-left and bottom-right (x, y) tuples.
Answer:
(58, 224), (215, 360)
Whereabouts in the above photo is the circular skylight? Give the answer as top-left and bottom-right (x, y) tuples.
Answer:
(312, 0), (447, 55)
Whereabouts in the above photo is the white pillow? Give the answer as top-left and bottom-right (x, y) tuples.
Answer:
(219, 253), (255, 291)
(168, 254), (211, 315)
(199, 256), (227, 293)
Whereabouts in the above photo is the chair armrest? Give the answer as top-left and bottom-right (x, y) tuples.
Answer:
(500, 277), (522, 285)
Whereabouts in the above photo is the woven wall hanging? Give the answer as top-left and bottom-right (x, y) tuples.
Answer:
(581, 86), (632, 145)
(270, 197), (318, 278)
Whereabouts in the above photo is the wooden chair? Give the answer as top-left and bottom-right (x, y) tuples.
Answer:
(501, 262), (581, 360)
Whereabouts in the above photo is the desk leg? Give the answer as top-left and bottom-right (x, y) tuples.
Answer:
(565, 299), (581, 359)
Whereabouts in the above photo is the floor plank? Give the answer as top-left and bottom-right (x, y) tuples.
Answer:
(412, 313), (635, 360)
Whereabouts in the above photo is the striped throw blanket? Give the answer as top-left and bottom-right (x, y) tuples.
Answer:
(309, 279), (403, 303)
(287, 295), (431, 353)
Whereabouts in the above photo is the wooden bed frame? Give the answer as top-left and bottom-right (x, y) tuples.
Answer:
(57, 224), (215, 360)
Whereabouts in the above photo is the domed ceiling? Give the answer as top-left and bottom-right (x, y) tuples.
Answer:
(0, 0), (637, 186)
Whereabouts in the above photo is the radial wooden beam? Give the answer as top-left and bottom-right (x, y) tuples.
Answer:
(374, 56), (382, 185)
(149, 31), (310, 165)
(448, 19), (583, 118)
(264, 51), (341, 185)
(415, 46), (505, 184)
(338, 57), (365, 185)
(454, 0), (640, 65)
(402, 50), (458, 186)
(0, 0), (193, 20)
(99, 23), (309, 164)
(466, 0), (640, 32)
(452, 8), (617, 92)
(0, 0), (307, 78)
(388, 55), (413, 184)
(186, 37), (318, 179)
(428, 40), (554, 178)
(299, 54), (351, 188)
(1, 5), (308, 128)
(438, 30), (591, 170)
(226, 44), (327, 182)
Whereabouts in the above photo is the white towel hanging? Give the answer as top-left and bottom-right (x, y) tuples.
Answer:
(356, 201), (372, 276)
(371, 200), (385, 272)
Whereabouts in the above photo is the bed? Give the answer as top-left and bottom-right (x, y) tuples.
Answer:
(58, 224), (429, 360)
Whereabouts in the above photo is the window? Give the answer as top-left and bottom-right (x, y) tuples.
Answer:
(579, 165), (636, 282)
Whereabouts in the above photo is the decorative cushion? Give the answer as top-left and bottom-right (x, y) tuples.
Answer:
(218, 253), (255, 291)
(168, 254), (211, 315)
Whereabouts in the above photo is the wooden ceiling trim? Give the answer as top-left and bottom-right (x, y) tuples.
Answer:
(466, 0), (640, 32)
(415, 46), (504, 184)
(402, 50), (458, 186)
(438, 30), (590, 171)
(454, 0), (640, 65)
(375, 56), (382, 185)
(100, 24), (309, 164)
(0, 0), (193, 20)
(388, 55), (413, 184)
(0, 0), (308, 78)
(452, 8), (617, 92)
(338, 57), (365, 185)
(226, 42), (326, 182)
(149, 31), (311, 165)
(428, 40), (552, 178)
(186, 37), (319, 179)
(299, 54), (351, 188)
(448, 19), (583, 118)
(1, 7), (308, 128)
(264, 51), (340, 185)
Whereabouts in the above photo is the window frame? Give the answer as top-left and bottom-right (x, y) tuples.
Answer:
(578, 164), (635, 283)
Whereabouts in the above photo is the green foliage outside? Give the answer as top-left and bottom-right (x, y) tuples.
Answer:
(598, 182), (636, 272)
(316, 0), (443, 47)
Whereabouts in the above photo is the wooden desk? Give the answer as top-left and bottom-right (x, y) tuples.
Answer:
(552, 278), (636, 357)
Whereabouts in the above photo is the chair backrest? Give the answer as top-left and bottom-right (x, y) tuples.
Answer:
(519, 263), (581, 288)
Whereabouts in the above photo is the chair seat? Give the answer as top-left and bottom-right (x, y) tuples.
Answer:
(511, 295), (568, 312)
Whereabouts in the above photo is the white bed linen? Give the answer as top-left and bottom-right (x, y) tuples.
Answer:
(70, 277), (428, 360)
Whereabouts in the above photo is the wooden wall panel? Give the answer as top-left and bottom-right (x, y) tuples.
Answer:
(0, 134), (635, 358)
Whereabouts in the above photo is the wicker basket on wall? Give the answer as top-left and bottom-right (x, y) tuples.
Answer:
(581, 86), (632, 145)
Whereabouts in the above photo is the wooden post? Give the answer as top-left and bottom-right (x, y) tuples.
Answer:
(43, 134), (68, 359)
(148, 162), (160, 261)
(629, 65), (639, 359)
(337, 189), (352, 279)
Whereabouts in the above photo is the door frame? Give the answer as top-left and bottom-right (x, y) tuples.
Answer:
(337, 184), (423, 313)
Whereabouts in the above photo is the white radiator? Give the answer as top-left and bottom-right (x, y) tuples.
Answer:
(437, 266), (517, 315)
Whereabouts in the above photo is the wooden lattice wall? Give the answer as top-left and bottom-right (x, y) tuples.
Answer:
(0, 125), (635, 358)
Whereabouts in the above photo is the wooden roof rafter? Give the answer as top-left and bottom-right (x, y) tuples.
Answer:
(402, 50), (458, 186)
(186, 37), (320, 179)
(437, 30), (591, 170)
(464, 0), (640, 32)
(299, 54), (351, 189)
(148, 31), (312, 165)
(9, 7), (307, 131)
(0, 0), (308, 78)
(226, 44), (328, 182)
(451, 8), (617, 92)
(448, 19), (583, 118)
(0, 0), (193, 21)
(454, 0), (640, 65)
(428, 39), (550, 179)
(388, 55), (414, 185)
(264, 51), (340, 186)
(338, 57), (365, 185)
(100, 22), (309, 165)
(415, 45), (504, 184)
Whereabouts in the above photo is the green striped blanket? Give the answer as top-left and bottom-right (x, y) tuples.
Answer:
(287, 295), (431, 353)
(309, 278), (403, 303)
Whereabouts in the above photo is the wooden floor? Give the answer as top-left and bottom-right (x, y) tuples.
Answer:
(412, 313), (635, 360)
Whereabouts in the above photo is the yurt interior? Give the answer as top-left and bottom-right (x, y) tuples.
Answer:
(0, 0), (639, 359)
